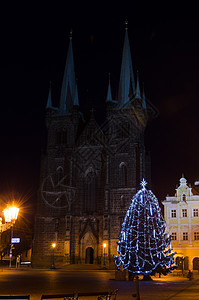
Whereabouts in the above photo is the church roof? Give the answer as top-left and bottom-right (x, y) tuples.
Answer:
(142, 85), (147, 110)
(46, 83), (58, 111)
(46, 83), (52, 109)
(135, 71), (141, 99)
(59, 32), (79, 113)
(106, 75), (113, 102)
(118, 23), (135, 107)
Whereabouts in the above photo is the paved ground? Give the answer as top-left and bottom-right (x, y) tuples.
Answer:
(0, 266), (198, 299)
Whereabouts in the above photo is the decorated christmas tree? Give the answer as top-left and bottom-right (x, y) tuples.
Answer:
(115, 179), (176, 277)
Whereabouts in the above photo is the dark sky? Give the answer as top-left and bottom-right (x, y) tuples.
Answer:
(0, 3), (199, 220)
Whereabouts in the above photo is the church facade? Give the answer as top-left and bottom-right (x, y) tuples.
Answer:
(32, 25), (154, 267)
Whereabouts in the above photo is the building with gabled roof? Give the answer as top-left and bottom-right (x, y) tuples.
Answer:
(32, 22), (155, 267)
(162, 176), (199, 271)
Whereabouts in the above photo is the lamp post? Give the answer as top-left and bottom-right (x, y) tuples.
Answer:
(51, 243), (56, 269)
(3, 205), (19, 268)
(103, 242), (107, 269)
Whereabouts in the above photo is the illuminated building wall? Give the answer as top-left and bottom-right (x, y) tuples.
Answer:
(162, 176), (199, 271)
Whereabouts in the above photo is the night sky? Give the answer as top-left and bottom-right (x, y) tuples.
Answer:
(0, 4), (199, 221)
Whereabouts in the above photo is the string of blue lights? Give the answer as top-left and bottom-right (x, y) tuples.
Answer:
(115, 179), (176, 276)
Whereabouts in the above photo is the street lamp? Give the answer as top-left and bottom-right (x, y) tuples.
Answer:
(51, 243), (56, 269)
(3, 205), (19, 268)
(103, 242), (107, 269)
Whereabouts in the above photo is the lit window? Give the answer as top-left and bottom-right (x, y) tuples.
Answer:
(193, 209), (199, 217)
(171, 232), (177, 240)
(183, 232), (188, 241)
(171, 209), (176, 218)
(182, 209), (187, 218)
(194, 232), (199, 241)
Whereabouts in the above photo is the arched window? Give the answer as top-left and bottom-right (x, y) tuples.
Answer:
(184, 256), (189, 270)
(120, 195), (125, 207)
(85, 167), (96, 213)
(119, 162), (127, 187)
(176, 256), (189, 270)
(176, 256), (183, 270)
(193, 257), (199, 270)
(182, 194), (186, 202)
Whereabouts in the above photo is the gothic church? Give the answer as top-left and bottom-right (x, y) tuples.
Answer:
(32, 24), (155, 267)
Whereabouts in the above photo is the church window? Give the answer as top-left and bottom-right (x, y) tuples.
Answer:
(171, 232), (177, 240)
(66, 216), (70, 231)
(182, 209), (187, 218)
(104, 217), (108, 230)
(194, 232), (199, 240)
(183, 232), (188, 240)
(85, 168), (96, 213)
(119, 162), (127, 187)
(193, 209), (199, 217)
(171, 209), (176, 218)
(120, 195), (125, 207)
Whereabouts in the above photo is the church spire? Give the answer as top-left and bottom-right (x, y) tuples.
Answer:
(142, 83), (147, 110)
(106, 74), (113, 102)
(46, 82), (52, 109)
(135, 70), (141, 99)
(59, 30), (79, 113)
(46, 82), (58, 112)
(118, 19), (135, 106)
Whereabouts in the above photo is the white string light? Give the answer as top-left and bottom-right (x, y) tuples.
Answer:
(115, 179), (176, 275)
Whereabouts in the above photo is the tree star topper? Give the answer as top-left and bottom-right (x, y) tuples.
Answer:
(140, 178), (147, 189)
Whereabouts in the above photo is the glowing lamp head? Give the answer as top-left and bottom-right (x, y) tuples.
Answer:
(3, 208), (10, 223)
(52, 243), (56, 248)
(3, 206), (19, 223)
(103, 243), (106, 248)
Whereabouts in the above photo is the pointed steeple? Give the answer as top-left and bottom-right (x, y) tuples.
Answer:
(135, 70), (141, 99)
(46, 82), (58, 112)
(118, 20), (135, 106)
(142, 83), (147, 110)
(106, 74), (113, 102)
(46, 82), (53, 109)
(59, 30), (79, 113)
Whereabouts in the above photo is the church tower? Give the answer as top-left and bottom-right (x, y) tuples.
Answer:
(32, 23), (154, 267)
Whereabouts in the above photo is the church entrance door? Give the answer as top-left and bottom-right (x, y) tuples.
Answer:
(85, 247), (94, 264)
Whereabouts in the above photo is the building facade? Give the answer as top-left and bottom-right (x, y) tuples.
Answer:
(32, 25), (155, 267)
(162, 176), (199, 271)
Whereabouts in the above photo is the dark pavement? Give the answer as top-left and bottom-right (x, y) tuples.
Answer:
(0, 266), (198, 299)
